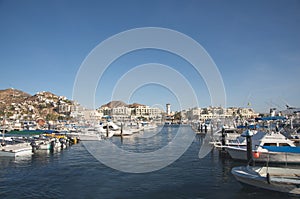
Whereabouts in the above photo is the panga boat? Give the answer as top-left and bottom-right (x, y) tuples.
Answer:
(231, 166), (300, 195)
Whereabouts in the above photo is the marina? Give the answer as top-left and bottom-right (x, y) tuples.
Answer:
(1, 0), (300, 198)
(0, 124), (300, 198)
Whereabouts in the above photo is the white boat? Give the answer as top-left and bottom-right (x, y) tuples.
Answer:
(225, 131), (300, 163)
(0, 141), (32, 157)
(111, 122), (141, 136)
(100, 121), (120, 137)
(232, 166), (300, 195)
(78, 133), (102, 141)
(77, 127), (103, 141)
(0, 115), (32, 157)
(141, 122), (157, 131)
(211, 127), (243, 148)
(31, 138), (64, 150)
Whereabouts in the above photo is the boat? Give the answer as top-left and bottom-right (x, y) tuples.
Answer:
(113, 128), (134, 136)
(211, 127), (243, 148)
(141, 122), (157, 131)
(31, 135), (66, 151)
(100, 121), (120, 137)
(111, 122), (141, 136)
(0, 116), (32, 157)
(225, 130), (300, 163)
(77, 127), (103, 141)
(0, 138), (32, 157)
(231, 166), (300, 195)
(78, 133), (102, 141)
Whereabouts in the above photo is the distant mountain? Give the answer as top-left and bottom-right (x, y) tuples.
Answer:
(101, 101), (127, 108)
(127, 103), (145, 108)
(0, 88), (31, 104)
(100, 101), (145, 109)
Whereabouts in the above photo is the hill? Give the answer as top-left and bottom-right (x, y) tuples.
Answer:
(100, 101), (145, 109)
(101, 101), (127, 108)
(0, 88), (31, 104)
(127, 103), (146, 108)
(0, 88), (74, 120)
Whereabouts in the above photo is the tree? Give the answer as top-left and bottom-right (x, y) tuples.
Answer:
(174, 112), (182, 120)
(46, 114), (58, 121)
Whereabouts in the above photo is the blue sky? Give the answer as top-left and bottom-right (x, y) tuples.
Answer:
(0, 0), (299, 113)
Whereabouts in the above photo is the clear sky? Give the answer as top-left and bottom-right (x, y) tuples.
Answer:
(0, 0), (299, 113)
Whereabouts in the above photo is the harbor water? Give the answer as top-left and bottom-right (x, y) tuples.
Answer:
(0, 126), (299, 199)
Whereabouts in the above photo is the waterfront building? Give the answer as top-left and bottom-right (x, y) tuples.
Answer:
(97, 104), (163, 121)
(186, 107), (201, 120)
(110, 106), (132, 121)
(82, 110), (103, 121)
(186, 106), (258, 121)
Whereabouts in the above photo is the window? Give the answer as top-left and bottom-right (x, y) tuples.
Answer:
(263, 143), (277, 146)
(279, 143), (290, 146)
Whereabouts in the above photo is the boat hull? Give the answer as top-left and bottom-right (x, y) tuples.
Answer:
(226, 147), (300, 163)
(78, 134), (102, 141)
(0, 143), (32, 157)
(232, 166), (300, 195)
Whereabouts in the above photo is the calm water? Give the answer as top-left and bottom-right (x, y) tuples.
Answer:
(0, 126), (298, 199)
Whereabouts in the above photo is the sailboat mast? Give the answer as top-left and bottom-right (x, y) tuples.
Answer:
(2, 114), (5, 145)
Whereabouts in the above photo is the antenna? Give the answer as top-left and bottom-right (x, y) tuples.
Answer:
(280, 98), (294, 109)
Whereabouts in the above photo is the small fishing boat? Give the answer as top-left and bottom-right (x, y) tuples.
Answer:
(231, 166), (300, 195)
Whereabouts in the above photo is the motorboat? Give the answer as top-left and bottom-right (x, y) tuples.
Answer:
(0, 138), (32, 157)
(231, 166), (300, 195)
(77, 127), (103, 141)
(225, 130), (300, 163)
(100, 121), (120, 137)
(31, 136), (65, 151)
(211, 127), (243, 148)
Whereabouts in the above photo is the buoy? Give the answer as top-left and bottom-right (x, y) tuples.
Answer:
(253, 151), (260, 158)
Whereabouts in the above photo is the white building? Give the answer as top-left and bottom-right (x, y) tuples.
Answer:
(186, 108), (201, 120)
(97, 105), (163, 121)
(134, 106), (162, 119)
(82, 110), (103, 121)
(186, 106), (258, 121)
(166, 103), (171, 116)
(111, 106), (131, 115)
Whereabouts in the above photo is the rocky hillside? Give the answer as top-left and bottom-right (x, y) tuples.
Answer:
(0, 88), (31, 115)
(100, 101), (145, 108)
(0, 88), (75, 120)
(101, 101), (127, 108)
(0, 88), (31, 104)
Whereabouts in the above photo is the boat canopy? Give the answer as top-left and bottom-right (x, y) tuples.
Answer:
(237, 124), (268, 129)
(262, 146), (300, 153)
(255, 116), (286, 121)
